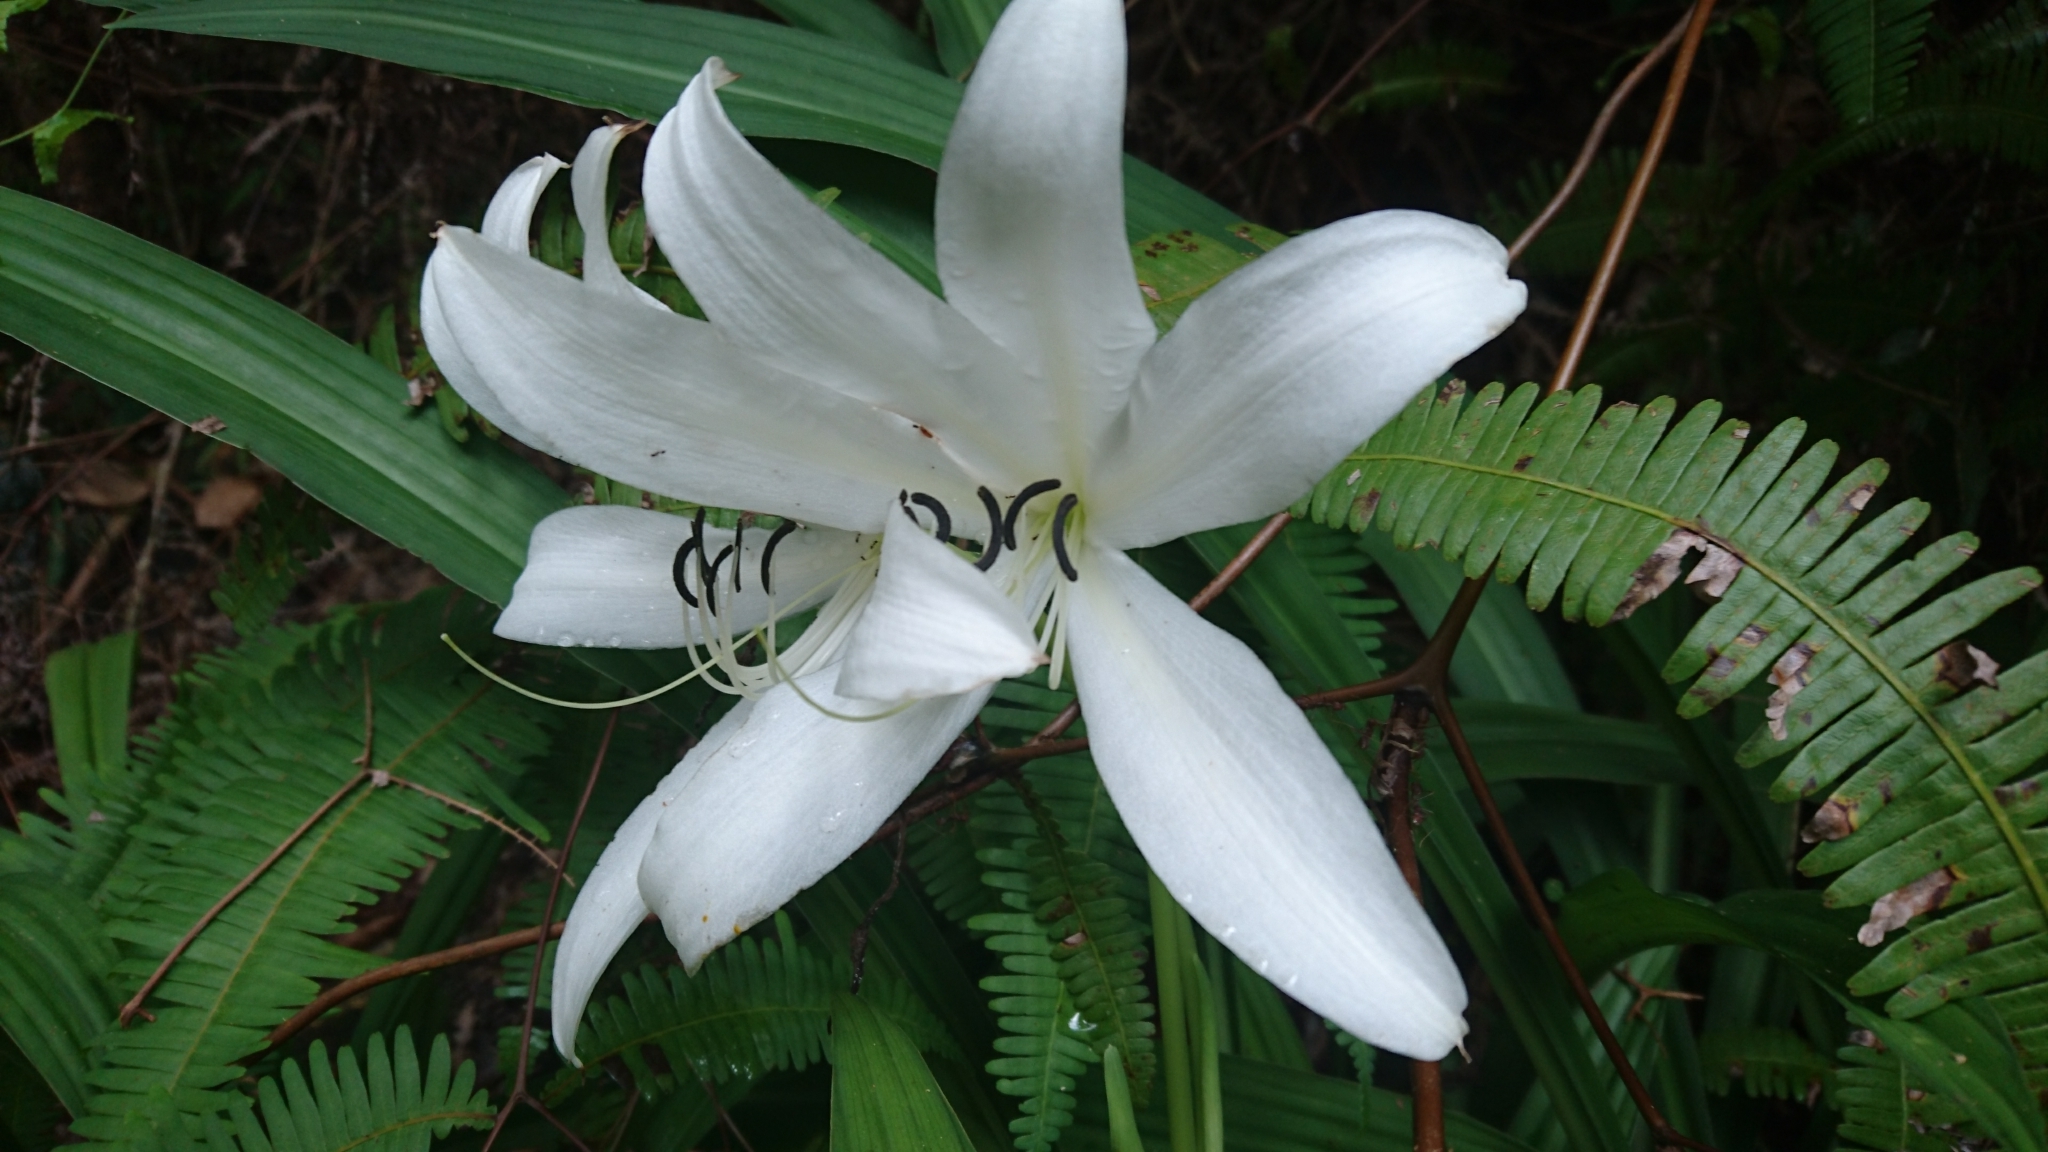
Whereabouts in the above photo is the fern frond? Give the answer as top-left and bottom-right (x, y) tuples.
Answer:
(1835, 1038), (1971, 1150)
(223, 1028), (490, 1152)
(73, 592), (551, 1139)
(971, 911), (1098, 1152)
(0, 872), (120, 1120)
(1338, 40), (1512, 117)
(1699, 1027), (1833, 1101)
(1298, 379), (2048, 1091)
(546, 918), (948, 1102)
(1807, 0), (1938, 123)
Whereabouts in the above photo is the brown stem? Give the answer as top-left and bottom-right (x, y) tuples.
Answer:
(848, 826), (909, 994)
(1429, 689), (1713, 1151)
(120, 769), (369, 1026)
(379, 774), (571, 886)
(1508, 7), (1695, 263)
(1549, 0), (1719, 394)
(1204, 0), (1434, 191)
(483, 713), (617, 1152)
(1373, 691), (1443, 1152)
(265, 918), (584, 1051)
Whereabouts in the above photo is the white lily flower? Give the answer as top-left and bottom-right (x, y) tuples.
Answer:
(422, 0), (1523, 1066)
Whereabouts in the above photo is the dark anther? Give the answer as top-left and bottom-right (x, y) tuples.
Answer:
(671, 537), (700, 607)
(704, 544), (735, 616)
(731, 519), (744, 592)
(760, 521), (798, 595)
(908, 492), (951, 542)
(1051, 493), (1080, 581)
(1002, 479), (1062, 549)
(691, 507), (711, 586)
(974, 487), (1004, 571)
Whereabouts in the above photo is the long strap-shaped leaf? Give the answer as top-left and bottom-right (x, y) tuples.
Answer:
(108, 0), (1244, 245)
(1297, 380), (2048, 1086)
(0, 189), (564, 605)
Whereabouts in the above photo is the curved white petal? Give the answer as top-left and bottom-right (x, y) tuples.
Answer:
(481, 154), (565, 254)
(421, 226), (976, 532)
(1067, 546), (1467, 1060)
(495, 505), (870, 650)
(570, 124), (667, 310)
(636, 668), (986, 969)
(643, 60), (1058, 488)
(835, 503), (1044, 703)
(935, 0), (1155, 480)
(1085, 211), (1527, 549)
(550, 698), (756, 1064)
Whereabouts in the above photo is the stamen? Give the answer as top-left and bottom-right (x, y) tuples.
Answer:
(441, 633), (706, 709)
(705, 544), (734, 615)
(732, 518), (744, 592)
(974, 487), (1003, 571)
(1051, 493), (1080, 581)
(1003, 479), (1062, 549)
(671, 537), (700, 607)
(760, 520), (798, 595)
(908, 492), (952, 542)
(691, 507), (711, 586)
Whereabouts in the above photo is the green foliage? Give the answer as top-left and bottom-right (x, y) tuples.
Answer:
(1336, 40), (1512, 118)
(1806, 0), (1938, 123)
(211, 490), (330, 637)
(1698, 1027), (1833, 1102)
(830, 992), (979, 1152)
(1835, 1038), (1959, 1151)
(546, 915), (948, 1100)
(0, 872), (120, 1123)
(215, 1029), (491, 1152)
(74, 592), (549, 1139)
(31, 109), (125, 184)
(0, 0), (49, 51)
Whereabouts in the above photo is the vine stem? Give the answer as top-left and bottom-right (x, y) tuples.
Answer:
(481, 711), (617, 1152)
(1508, 6), (1696, 264)
(0, 27), (114, 150)
(1372, 691), (1443, 1152)
(1549, 0), (1720, 393)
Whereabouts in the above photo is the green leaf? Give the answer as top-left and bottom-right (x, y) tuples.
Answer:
(1807, 0), (1938, 123)
(74, 593), (551, 1137)
(31, 109), (123, 184)
(831, 992), (979, 1152)
(1698, 1026), (1833, 1100)
(755, 0), (937, 70)
(923, 0), (1007, 78)
(107, 0), (1248, 244)
(1336, 40), (1512, 118)
(1557, 868), (1868, 985)
(0, 0), (48, 52)
(0, 188), (565, 604)
(1454, 699), (1691, 786)
(44, 630), (135, 793)
(223, 1028), (493, 1152)
(0, 873), (119, 1120)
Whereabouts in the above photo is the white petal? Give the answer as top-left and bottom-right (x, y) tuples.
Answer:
(569, 125), (667, 310)
(421, 226), (976, 532)
(935, 0), (1155, 480)
(495, 505), (869, 650)
(481, 154), (565, 254)
(835, 503), (1044, 703)
(1067, 546), (1467, 1059)
(636, 668), (986, 969)
(551, 698), (756, 1064)
(1085, 211), (1527, 549)
(643, 60), (1059, 488)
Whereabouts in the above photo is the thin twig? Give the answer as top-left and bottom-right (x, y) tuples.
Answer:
(1549, 0), (1720, 393)
(1204, 0), (1435, 191)
(482, 713), (618, 1152)
(376, 773), (573, 887)
(123, 423), (184, 631)
(2, 416), (158, 458)
(700, 1077), (759, 1152)
(264, 918), (581, 1050)
(36, 510), (133, 648)
(0, 412), (164, 569)
(1508, 7), (1696, 263)
(0, 27), (115, 150)
(847, 827), (910, 994)
(119, 769), (369, 1026)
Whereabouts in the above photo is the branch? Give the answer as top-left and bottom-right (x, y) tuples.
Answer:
(1549, 0), (1720, 393)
